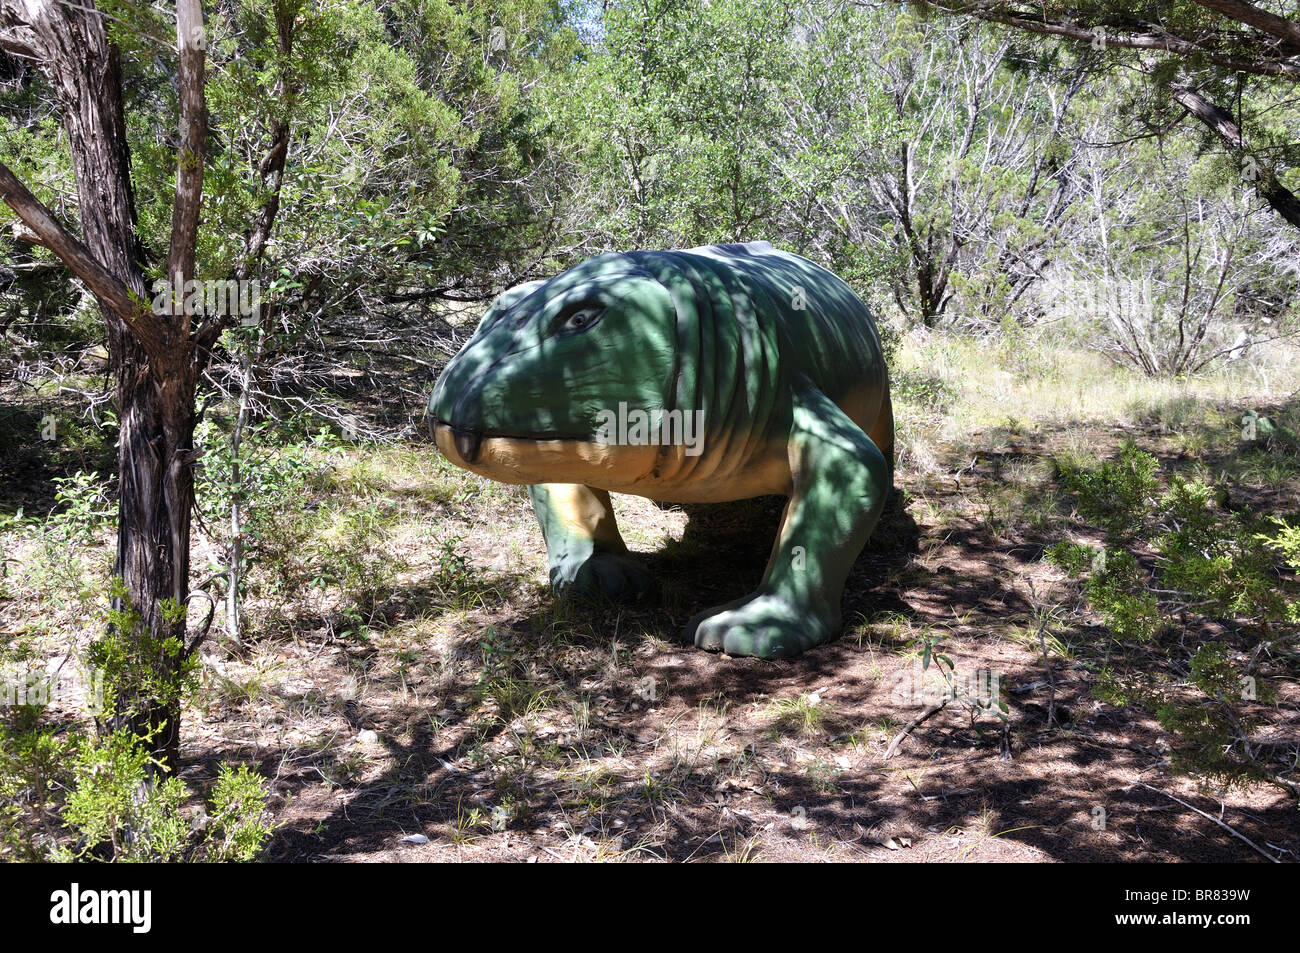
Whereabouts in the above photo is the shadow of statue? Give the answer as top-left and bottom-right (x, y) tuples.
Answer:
(639, 485), (921, 644)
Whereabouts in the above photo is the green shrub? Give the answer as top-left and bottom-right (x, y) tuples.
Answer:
(0, 707), (74, 861)
(1262, 518), (1300, 622)
(88, 577), (199, 721)
(203, 764), (277, 863)
(49, 471), (115, 543)
(1156, 478), (1283, 619)
(1084, 550), (1164, 643)
(1051, 447), (1298, 797)
(1045, 540), (1095, 576)
(893, 369), (958, 413)
(1056, 441), (1158, 541)
(6, 716), (278, 863)
(1155, 643), (1272, 791)
(2, 580), (276, 861)
(56, 729), (192, 862)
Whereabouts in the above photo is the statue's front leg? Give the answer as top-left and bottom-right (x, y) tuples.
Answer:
(685, 385), (891, 659)
(528, 483), (654, 601)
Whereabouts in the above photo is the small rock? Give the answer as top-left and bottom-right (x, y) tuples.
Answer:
(400, 834), (429, 845)
(357, 729), (379, 745)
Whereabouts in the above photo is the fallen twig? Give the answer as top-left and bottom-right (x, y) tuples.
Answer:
(884, 700), (948, 759)
(1135, 782), (1280, 864)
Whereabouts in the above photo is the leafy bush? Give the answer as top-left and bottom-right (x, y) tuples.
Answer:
(202, 764), (278, 863)
(1050, 447), (1298, 797)
(0, 706), (74, 861)
(1055, 441), (1158, 541)
(56, 728), (192, 862)
(194, 415), (324, 606)
(893, 369), (958, 413)
(2, 711), (276, 863)
(1, 581), (276, 862)
(1083, 550), (1163, 644)
(88, 577), (199, 722)
(49, 471), (115, 543)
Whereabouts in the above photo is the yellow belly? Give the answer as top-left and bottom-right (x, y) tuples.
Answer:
(433, 423), (794, 502)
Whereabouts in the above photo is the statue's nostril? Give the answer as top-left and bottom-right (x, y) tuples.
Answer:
(452, 427), (483, 464)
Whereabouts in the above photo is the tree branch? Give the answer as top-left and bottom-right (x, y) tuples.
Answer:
(1171, 81), (1300, 229)
(195, 1), (296, 355)
(0, 28), (37, 59)
(0, 160), (166, 358)
(926, 2), (1300, 79)
(165, 0), (207, 339)
(0, 3), (39, 60)
(1192, 0), (1300, 52)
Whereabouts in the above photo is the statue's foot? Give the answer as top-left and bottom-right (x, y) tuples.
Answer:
(685, 592), (834, 660)
(552, 550), (655, 602)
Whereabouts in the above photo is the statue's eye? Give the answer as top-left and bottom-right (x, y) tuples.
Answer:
(561, 307), (601, 332)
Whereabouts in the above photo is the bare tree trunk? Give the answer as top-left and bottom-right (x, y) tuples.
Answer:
(114, 350), (197, 767)
(19, 1), (190, 765)
(225, 327), (265, 647)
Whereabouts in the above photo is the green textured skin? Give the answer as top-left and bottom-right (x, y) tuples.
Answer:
(430, 242), (893, 659)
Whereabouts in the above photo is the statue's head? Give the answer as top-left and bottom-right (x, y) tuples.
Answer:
(428, 253), (680, 486)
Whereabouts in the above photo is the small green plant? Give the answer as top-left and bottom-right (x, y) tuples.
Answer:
(88, 577), (199, 725)
(49, 471), (114, 543)
(912, 634), (1009, 727)
(449, 800), (490, 844)
(53, 729), (275, 862)
(767, 692), (827, 738)
(56, 728), (192, 862)
(893, 369), (958, 413)
(430, 534), (491, 608)
(1261, 517), (1300, 621)
(435, 535), (474, 589)
(1045, 540), (1094, 576)
(1085, 550), (1163, 643)
(204, 763), (276, 862)
(722, 834), (762, 863)
(474, 630), (553, 723)
(2, 575), (275, 861)
(0, 706), (74, 861)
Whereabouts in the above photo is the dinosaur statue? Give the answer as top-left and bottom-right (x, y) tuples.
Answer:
(428, 241), (894, 659)
(1242, 408), (1300, 451)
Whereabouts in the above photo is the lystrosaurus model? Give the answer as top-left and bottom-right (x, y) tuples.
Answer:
(429, 242), (893, 659)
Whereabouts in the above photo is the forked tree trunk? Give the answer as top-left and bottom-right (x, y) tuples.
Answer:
(0, 0), (205, 771)
(36, 6), (194, 766)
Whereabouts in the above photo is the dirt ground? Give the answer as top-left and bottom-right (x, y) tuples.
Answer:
(172, 413), (1300, 864)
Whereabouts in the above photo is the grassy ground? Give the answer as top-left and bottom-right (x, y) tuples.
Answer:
(2, 330), (1298, 862)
